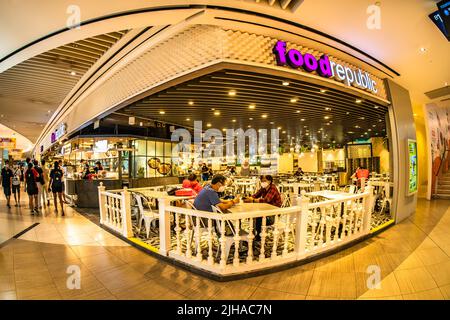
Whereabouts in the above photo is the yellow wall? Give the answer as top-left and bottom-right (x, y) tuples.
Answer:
(412, 103), (429, 198)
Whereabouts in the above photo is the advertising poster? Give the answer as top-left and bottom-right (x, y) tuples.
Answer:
(407, 139), (418, 195)
(425, 104), (450, 196)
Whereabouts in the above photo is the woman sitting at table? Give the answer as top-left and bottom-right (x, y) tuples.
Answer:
(244, 175), (281, 241)
(294, 167), (304, 177)
(182, 173), (203, 195)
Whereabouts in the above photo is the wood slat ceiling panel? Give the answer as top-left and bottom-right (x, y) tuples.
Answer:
(119, 69), (389, 149)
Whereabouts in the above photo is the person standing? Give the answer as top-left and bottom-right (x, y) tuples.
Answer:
(49, 161), (65, 216)
(1, 160), (14, 209)
(24, 162), (39, 214)
(201, 163), (209, 181)
(41, 160), (50, 206)
(33, 160), (46, 209)
(58, 160), (69, 204)
(11, 162), (21, 207)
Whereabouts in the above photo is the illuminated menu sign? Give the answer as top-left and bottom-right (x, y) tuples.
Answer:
(407, 139), (418, 196)
(51, 123), (67, 143)
(273, 41), (378, 94)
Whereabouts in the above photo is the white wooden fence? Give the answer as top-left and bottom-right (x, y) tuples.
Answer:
(98, 184), (374, 276)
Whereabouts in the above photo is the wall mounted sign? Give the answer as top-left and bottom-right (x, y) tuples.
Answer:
(273, 41), (378, 94)
(407, 139), (418, 196)
(50, 123), (67, 144)
(0, 137), (16, 149)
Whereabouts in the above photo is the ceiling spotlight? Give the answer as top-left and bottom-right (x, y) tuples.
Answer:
(290, 98), (298, 103)
(374, 106), (379, 109)
(419, 47), (426, 53)
(324, 116), (330, 119)
(282, 81), (290, 86)
(248, 125), (252, 128)
(186, 118), (190, 121)
(282, 131), (286, 134)
(159, 111), (165, 115)
(356, 99), (362, 103)
(249, 117), (253, 120)
(301, 118), (306, 121)
(207, 123), (212, 127)
(188, 101), (194, 105)
(325, 107), (331, 111)
(270, 121), (274, 124)
(262, 114), (268, 118)
(320, 89), (327, 93)
(70, 71), (76, 76)
(249, 104), (256, 109)
(346, 112), (350, 115)
(277, 127), (282, 130)
(222, 128), (226, 132)
(232, 119), (236, 122)
(139, 122), (143, 126)
(214, 111), (221, 116)
(228, 90), (236, 96)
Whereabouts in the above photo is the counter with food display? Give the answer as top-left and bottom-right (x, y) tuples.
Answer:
(66, 178), (122, 208)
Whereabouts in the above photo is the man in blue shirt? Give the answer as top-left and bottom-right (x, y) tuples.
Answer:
(194, 174), (239, 212)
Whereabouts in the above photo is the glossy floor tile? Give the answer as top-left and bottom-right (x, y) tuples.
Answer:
(0, 198), (449, 300)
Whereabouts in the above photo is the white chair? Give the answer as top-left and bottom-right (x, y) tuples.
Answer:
(211, 205), (249, 261)
(134, 193), (159, 238)
(185, 199), (209, 248)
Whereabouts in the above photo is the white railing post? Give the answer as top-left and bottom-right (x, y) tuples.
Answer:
(363, 186), (374, 233)
(361, 177), (366, 192)
(121, 187), (133, 237)
(158, 198), (172, 256)
(98, 183), (106, 225)
(295, 194), (309, 258)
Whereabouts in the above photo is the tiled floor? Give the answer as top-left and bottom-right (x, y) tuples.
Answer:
(0, 198), (449, 300)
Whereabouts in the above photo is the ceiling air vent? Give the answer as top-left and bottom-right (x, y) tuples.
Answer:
(425, 85), (450, 99)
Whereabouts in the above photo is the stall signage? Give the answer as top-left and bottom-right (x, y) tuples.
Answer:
(0, 137), (16, 149)
(273, 41), (378, 94)
(51, 123), (67, 143)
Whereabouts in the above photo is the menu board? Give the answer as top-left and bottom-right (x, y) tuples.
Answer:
(407, 139), (418, 196)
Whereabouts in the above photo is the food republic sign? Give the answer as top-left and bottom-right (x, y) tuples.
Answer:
(273, 41), (378, 94)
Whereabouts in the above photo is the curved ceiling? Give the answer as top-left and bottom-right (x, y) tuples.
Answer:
(0, 30), (128, 142)
(0, 0), (448, 145)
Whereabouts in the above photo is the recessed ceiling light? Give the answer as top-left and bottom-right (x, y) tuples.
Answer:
(419, 47), (426, 53)
(228, 90), (236, 96)
(207, 123), (211, 127)
(282, 131), (286, 134)
(373, 124), (376, 127)
(368, 129), (372, 131)
(359, 117), (365, 120)
(282, 81), (290, 86)
(290, 98), (298, 103)
(248, 104), (256, 110)
(249, 117), (253, 120)
(296, 110), (301, 113)
(70, 71), (76, 76)
(305, 133), (309, 136)
(346, 112), (350, 115)
(248, 125), (252, 128)
(222, 128), (226, 131)
(186, 118), (190, 121)
(270, 121), (274, 124)
(188, 101), (194, 105)
(374, 106), (379, 109)
(320, 89), (327, 93)
(159, 111), (165, 114)
(324, 116), (330, 119)
(262, 114), (268, 118)
(301, 119), (306, 121)
(356, 99), (362, 103)
(277, 127), (282, 130)
(325, 107), (331, 111)
(232, 119), (236, 122)
(379, 119), (382, 122)
(214, 111), (221, 116)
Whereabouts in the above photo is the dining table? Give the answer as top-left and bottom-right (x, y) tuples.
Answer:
(228, 202), (279, 213)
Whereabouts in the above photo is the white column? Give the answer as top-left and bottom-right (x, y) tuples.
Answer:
(158, 198), (172, 256)
(121, 187), (133, 237)
(98, 183), (106, 225)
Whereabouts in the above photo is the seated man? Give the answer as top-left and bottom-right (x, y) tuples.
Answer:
(182, 173), (203, 195)
(294, 167), (304, 177)
(193, 174), (239, 212)
(244, 175), (282, 241)
(244, 175), (282, 207)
